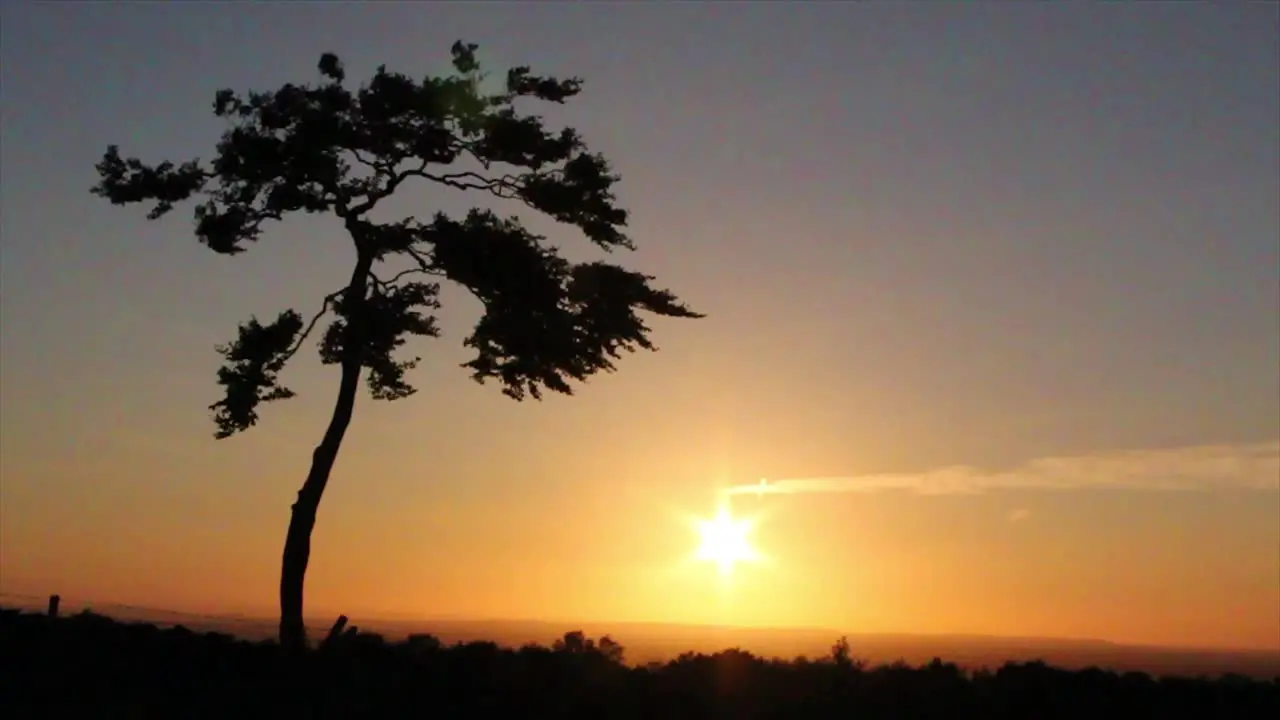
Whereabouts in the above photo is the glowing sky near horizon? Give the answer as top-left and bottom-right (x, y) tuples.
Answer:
(0, 2), (1277, 650)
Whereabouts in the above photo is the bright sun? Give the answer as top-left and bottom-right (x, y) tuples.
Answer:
(694, 504), (759, 575)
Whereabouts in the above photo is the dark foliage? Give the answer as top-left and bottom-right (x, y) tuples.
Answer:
(3, 609), (1277, 719)
(91, 41), (702, 438)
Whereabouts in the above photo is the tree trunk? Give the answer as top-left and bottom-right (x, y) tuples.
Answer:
(278, 252), (373, 654)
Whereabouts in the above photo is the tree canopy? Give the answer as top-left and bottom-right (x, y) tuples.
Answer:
(92, 42), (702, 439)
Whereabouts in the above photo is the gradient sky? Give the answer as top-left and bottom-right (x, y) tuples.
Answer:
(1, 3), (1277, 650)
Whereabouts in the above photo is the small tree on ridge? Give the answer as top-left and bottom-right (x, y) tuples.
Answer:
(91, 42), (703, 653)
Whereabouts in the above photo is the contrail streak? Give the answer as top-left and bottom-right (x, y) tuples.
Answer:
(723, 441), (1280, 497)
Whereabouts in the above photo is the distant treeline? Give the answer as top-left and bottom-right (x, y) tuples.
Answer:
(2, 607), (1277, 719)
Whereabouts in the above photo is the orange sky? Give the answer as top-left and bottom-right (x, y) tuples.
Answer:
(1, 3), (1278, 651)
(3, 404), (1277, 649)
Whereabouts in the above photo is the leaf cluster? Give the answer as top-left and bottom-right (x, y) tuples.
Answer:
(91, 41), (702, 438)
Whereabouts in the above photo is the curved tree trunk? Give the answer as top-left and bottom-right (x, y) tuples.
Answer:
(278, 252), (373, 654)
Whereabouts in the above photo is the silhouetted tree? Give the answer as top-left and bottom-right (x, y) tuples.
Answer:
(598, 635), (626, 665)
(829, 635), (864, 671)
(554, 631), (594, 654)
(90, 41), (703, 653)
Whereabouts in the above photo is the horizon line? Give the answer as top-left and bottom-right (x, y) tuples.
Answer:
(3, 594), (1276, 655)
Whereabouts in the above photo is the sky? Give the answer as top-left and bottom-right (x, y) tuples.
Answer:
(1, 2), (1277, 651)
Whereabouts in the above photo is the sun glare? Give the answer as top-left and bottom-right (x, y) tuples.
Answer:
(694, 504), (759, 575)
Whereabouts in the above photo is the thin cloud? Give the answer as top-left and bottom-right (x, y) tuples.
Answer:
(725, 441), (1280, 497)
(1007, 508), (1032, 523)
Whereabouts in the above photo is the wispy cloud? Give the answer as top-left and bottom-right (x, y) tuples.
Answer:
(1007, 508), (1032, 523)
(725, 441), (1280, 497)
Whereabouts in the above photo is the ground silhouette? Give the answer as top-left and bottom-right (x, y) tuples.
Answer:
(89, 41), (702, 652)
(3, 607), (1276, 718)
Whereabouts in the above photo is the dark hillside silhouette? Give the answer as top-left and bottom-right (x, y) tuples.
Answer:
(2, 608), (1276, 719)
(89, 41), (702, 652)
(7, 590), (1276, 681)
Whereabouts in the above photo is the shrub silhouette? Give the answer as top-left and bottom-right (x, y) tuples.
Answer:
(89, 41), (703, 652)
(3, 608), (1277, 719)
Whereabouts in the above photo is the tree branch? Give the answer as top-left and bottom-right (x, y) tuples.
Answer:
(404, 246), (433, 274)
(280, 288), (345, 363)
(349, 149), (388, 174)
(411, 169), (524, 197)
(368, 266), (440, 294)
(343, 158), (423, 217)
(346, 159), (536, 219)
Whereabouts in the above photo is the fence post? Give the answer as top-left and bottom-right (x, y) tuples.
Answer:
(321, 614), (349, 649)
(47, 594), (60, 618)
